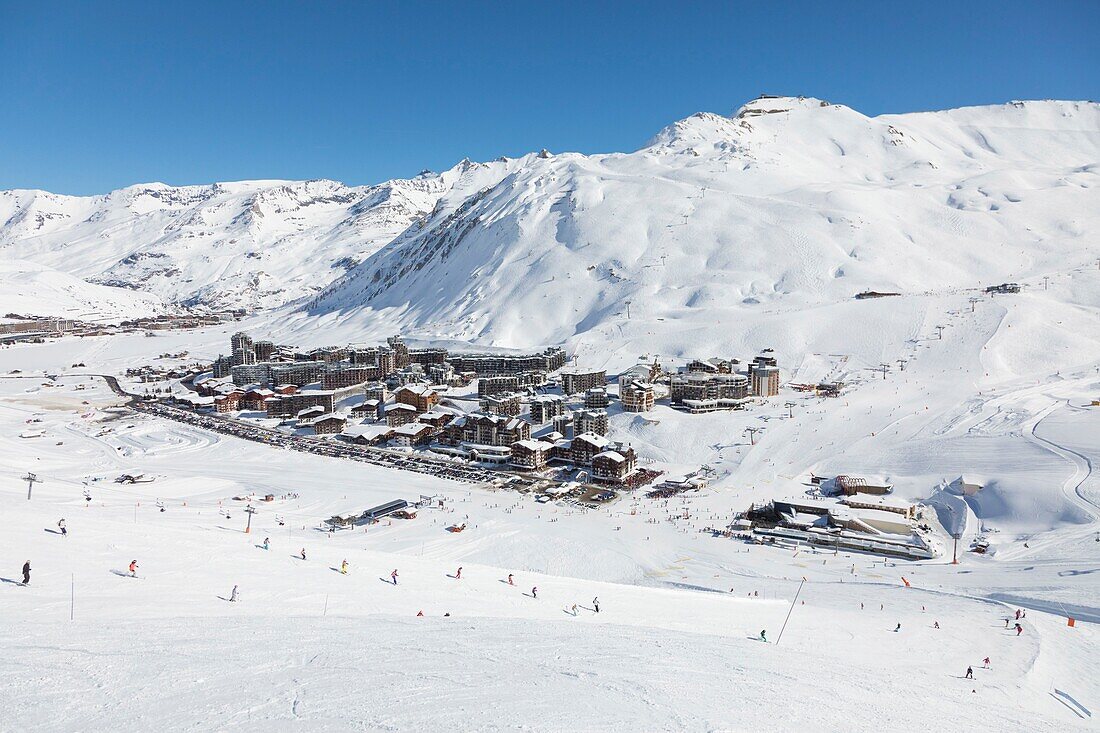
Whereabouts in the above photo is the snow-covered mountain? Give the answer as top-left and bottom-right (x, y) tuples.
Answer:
(298, 96), (1099, 360)
(0, 258), (165, 321)
(3, 96), (1098, 340)
(0, 165), (486, 312)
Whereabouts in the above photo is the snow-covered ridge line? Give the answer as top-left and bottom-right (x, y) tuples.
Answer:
(2, 96), (1098, 327)
(300, 96), (1100, 356)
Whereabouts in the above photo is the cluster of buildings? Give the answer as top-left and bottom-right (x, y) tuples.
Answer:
(192, 334), (645, 485)
(734, 473), (933, 560)
(181, 333), (792, 489)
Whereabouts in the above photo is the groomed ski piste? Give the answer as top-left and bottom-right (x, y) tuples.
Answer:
(2, 262), (1099, 731)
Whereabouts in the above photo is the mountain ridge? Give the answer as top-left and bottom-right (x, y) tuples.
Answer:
(1, 96), (1097, 333)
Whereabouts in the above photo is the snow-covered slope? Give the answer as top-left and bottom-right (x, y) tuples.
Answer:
(1, 371), (1097, 731)
(4, 96), (1096, 336)
(0, 165), (491, 312)
(303, 97), (1100, 361)
(0, 258), (164, 321)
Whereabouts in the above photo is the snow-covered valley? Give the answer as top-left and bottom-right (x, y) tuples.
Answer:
(1, 94), (1099, 731)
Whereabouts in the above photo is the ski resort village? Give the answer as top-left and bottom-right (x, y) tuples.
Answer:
(2, 78), (1100, 730)
(141, 330), (941, 560)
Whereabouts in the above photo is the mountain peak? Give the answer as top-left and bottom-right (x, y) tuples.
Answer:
(733, 94), (834, 118)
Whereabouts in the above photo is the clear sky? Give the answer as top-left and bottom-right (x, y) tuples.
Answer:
(2, 1), (1098, 195)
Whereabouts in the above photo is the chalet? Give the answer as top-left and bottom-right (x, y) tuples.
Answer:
(296, 405), (326, 422)
(240, 388), (274, 411)
(418, 410), (455, 428)
(591, 447), (638, 483)
(567, 432), (612, 465)
(350, 399), (383, 421)
(340, 423), (393, 446)
(391, 422), (434, 447)
(510, 439), (553, 471)
(395, 384), (440, 413)
(309, 414), (347, 435)
(214, 391), (243, 413)
(443, 413), (531, 447)
(176, 391), (214, 407)
(386, 403), (420, 427)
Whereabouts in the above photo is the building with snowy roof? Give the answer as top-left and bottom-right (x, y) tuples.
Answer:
(591, 447), (638, 483)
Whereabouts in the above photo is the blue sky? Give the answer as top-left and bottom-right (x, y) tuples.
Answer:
(2, 1), (1097, 195)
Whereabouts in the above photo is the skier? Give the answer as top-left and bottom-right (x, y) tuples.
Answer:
(1015, 623), (1023, 636)
(1015, 609), (1021, 621)
(262, 537), (270, 551)
(230, 585), (239, 602)
(58, 518), (67, 537)
(894, 623), (901, 632)
(760, 629), (767, 642)
(21, 561), (30, 585)
(128, 560), (138, 577)
(300, 548), (307, 561)
(455, 566), (462, 580)
(416, 610), (424, 617)
(340, 559), (348, 575)
(965, 666), (973, 679)
(1004, 618), (1010, 628)
(531, 586), (538, 599)
(571, 603), (578, 616)
(934, 621), (940, 629)
(391, 569), (399, 585)
(983, 657), (990, 667)
(507, 573), (514, 586)
(592, 597), (600, 613)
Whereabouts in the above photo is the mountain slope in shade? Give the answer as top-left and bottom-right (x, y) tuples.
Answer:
(0, 165), (488, 312)
(302, 97), (1099, 363)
